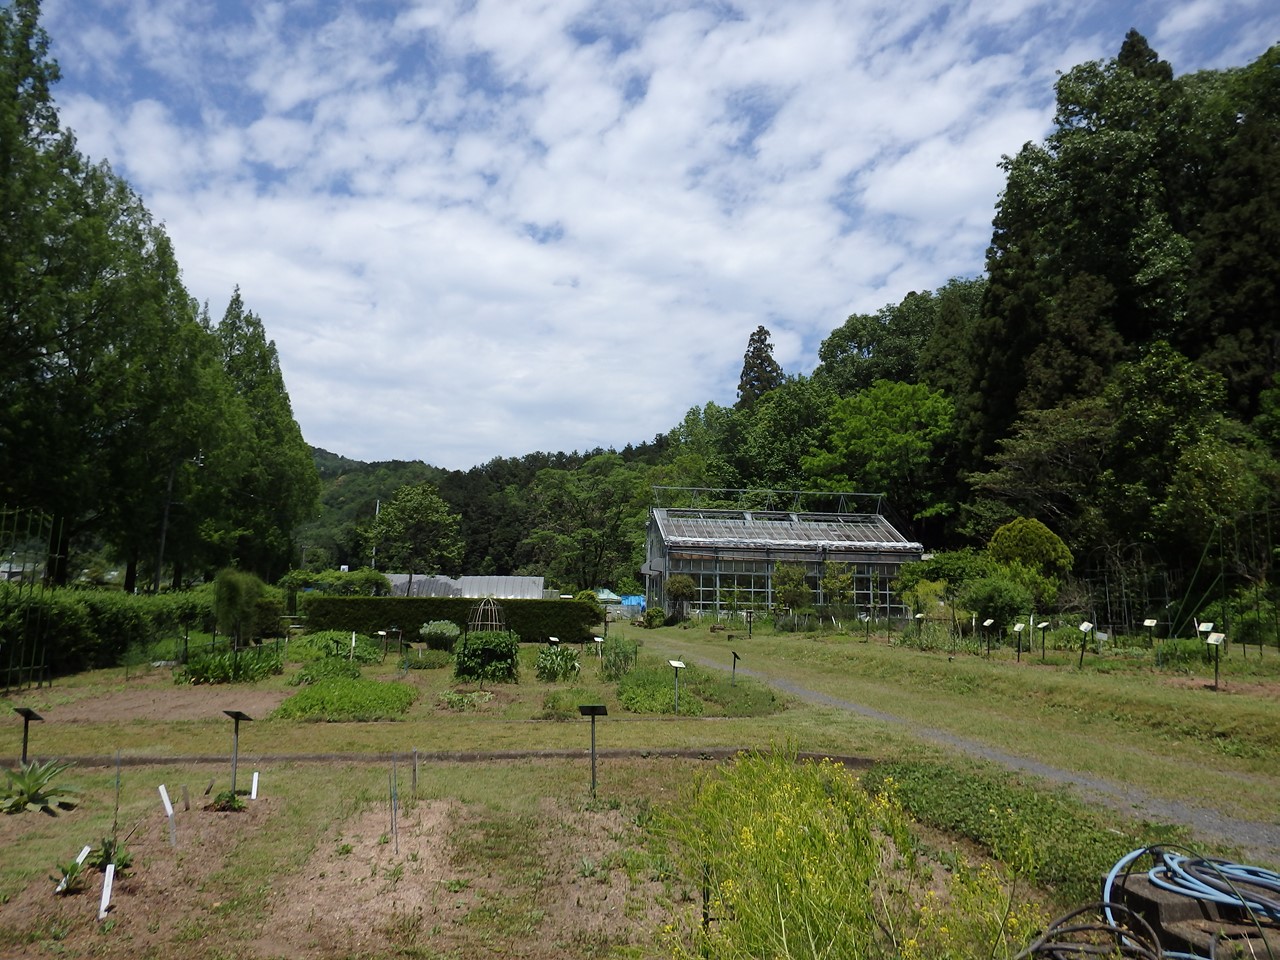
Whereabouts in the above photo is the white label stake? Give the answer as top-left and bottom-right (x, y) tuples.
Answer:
(250, 771), (259, 800)
(98, 864), (115, 919)
(159, 785), (177, 846)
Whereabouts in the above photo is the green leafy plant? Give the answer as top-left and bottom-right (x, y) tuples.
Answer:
(617, 663), (704, 716)
(534, 643), (580, 682)
(209, 790), (245, 812)
(599, 635), (638, 680)
(272, 677), (417, 721)
(668, 749), (1046, 960)
(290, 630), (385, 664)
(175, 648), (282, 684)
(1, 759), (79, 815)
(535, 691), (579, 720)
(290, 657), (362, 685)
(453, 631), (519, 686)
(88, 836), (134, 875)
(642, 608), (666, 629)
(438, 689), (494, 711)
(51, 859), (87, 894)
(861, 761), (1188, 907)
(419, 620), (461, 651)
(400, 648), (453, 670)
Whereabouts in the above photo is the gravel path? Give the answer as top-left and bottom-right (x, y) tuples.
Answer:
(693, 653), (1280, 866)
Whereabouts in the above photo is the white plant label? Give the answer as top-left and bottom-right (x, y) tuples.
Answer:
(158, 784), (174, 818)
(98, 864), (115, 919)
(251, 771), (259, 800)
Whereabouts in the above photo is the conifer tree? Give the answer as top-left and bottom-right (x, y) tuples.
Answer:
(735, 325), (784, 412)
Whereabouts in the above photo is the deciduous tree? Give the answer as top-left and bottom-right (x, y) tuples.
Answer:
(367, 482), (464, 590)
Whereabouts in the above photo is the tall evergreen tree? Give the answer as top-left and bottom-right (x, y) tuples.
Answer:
(209, 289), (320, 580)
(735, 325), (784, 411)
(1183, 46), (1280, 419)
(962, 31), (1199, 466)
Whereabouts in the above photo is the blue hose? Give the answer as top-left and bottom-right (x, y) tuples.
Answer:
(1103, 846), (1280, 960)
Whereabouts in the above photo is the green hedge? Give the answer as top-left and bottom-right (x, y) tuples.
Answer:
(298, 596), (601, 642)
(0, 584), (284, 677)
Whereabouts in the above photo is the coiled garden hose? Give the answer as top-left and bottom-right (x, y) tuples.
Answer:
(1017, 846), (1279, 958)
(1102, 846), (1280, 960)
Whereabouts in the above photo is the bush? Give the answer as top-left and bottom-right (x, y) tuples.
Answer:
(290, 658), (362, 685)
(438, 689), (494, 711)
(599, 635), (638, 680)
(214, 568), (264, 646)
(419, 620), (461, 652)
(1156, 636), (1209, 672)
(176, 648), (283, 684)
(0, 586), (218, 676)
(453, 631), (520, 685)
(401, 648), (453, 670)
(535, 644), (581, 682)
(279, 567), (392, 596)
(642, 608), (666, 629)
(272, 678), (417, 721)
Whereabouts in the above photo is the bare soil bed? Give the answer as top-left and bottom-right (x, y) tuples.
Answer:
(0, 762), (682, 960)
(41, 671), (292, 724)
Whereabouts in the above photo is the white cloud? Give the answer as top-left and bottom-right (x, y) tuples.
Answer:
(40, 0), (1279, 467)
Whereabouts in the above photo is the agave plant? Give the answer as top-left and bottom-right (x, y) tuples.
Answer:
(1, 758), (80, 815)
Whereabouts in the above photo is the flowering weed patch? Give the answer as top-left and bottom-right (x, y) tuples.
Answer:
(666, 749), (1044, 959)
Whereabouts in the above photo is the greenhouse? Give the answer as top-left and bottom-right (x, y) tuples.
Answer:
(643, 494), (924, 618)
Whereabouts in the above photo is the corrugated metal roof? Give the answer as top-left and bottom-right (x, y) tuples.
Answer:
(459, 576), (545, 599)
(388, 574), (545, 599)
(652, 508), (922, 552)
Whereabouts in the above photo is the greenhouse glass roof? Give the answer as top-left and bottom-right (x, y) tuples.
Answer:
(651, 508), (922, 552)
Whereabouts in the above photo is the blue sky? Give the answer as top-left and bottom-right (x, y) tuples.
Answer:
(40, 0), (1280, 470)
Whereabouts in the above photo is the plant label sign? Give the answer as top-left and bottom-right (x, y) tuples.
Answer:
(98, 863), (115, 920)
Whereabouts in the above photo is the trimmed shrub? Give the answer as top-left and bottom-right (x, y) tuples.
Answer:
(299, 595), (599, 642)
(419, 620), (461, 652)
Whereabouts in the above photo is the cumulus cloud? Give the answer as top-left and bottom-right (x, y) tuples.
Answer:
(41, 0), (1278, 467)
